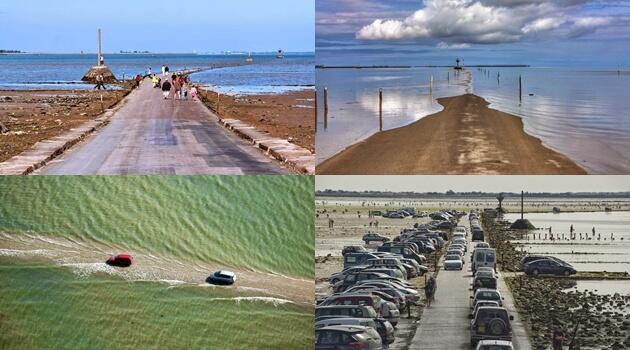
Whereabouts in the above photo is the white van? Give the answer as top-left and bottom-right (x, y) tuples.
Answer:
(472, 248), (496, 274)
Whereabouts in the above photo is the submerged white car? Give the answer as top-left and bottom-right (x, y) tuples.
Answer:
(443, 254), (464, 270)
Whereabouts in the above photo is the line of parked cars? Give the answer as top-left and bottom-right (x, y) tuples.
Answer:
(317, 211), (459, 349)
(463, 212), (515, 350)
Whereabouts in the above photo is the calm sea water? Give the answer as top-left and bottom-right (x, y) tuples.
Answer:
(0, 176), (314, 349)
(0, 53), (314, 94)
(316, 67), (630, 174)
(507, 211), (630, 275)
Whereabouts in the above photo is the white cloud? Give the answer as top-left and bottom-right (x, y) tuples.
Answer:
(522, 17), (566, 33)
(355, 0), (613, 44)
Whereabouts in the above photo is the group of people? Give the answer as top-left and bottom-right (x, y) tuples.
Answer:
(156, 71), (197, 101)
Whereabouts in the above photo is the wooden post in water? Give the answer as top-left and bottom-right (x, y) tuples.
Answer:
(100, 94), (104, 113)
(447, 71), (450, 83)
(379, 88), (383, 131)
(429, 76), (433, 95)
(324, 87), (328, 129)
(216, 92), (220, 114)
(314, 88), (318, 132)
(519, 75), (522, 103)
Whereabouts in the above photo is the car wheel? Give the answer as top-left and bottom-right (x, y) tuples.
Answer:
(532, 269), (539, 276)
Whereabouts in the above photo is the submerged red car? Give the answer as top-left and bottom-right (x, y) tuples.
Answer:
(106, 254), (133, 267)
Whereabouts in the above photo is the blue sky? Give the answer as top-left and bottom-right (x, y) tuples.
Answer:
(0, 0), (314, 53)
(316, 0), (630, 67)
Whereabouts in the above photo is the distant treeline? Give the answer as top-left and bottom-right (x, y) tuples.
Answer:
(316, 190), (630, 198)
(0, 50), (22, 53)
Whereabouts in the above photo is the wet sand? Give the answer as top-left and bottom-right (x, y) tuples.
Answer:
(0, 232), (313, 304)
(0, 86), (132, 162)
(199, 89), (315, 152)
(317, 93), (587, 175)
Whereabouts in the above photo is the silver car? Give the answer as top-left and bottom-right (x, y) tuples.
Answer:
(316, 325), (383, 350)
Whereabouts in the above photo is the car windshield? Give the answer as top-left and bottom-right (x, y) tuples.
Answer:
(445, 255), (459, 260)
(479, 346), (511, 350)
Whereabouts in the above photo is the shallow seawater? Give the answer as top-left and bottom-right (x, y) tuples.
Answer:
(191, 54), (314, 95)
(316, 67), (630, 173)
(507, 211), (630, 275)
(0, 53), (314, 95)
(0, 176), (314, 349)
(0, 258), (313, 349)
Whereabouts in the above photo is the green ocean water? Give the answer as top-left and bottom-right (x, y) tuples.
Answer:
(0, 176), (314, 349)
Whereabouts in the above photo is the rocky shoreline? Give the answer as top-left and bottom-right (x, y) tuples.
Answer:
(484, 213), (630, 350)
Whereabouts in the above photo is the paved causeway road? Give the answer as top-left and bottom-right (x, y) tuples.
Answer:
(410, 220), (532, 350)
(39, 80), (287, 175)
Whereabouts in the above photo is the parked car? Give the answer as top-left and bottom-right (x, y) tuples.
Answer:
(444, 254), (464, 270)
(470, 301), (501, 318)
(472, 228), (485, 241)
(315, 305), (394, 344)
(472, 271), (498, 291)
(471, 289), (503, 309)
(363, 268), (405, 280)
(206, 270), (236, 285)
(329, 266), (369, 285)
(377, 245), (426, 265)
(469, 307), (514, 346)
(106, 253), (133, 267)
(523, 259), (577, 277)
(454, 226), (468, 235)
(334, 271), (392, 293)
(349, 288), (406, 310)
(321, 294), (383, 314)
(475, 242), (490, 249)
(518, 255), (572, 271)
(345, 285), (407, 309)
(472, 248), (496, 274)
(363, 233), (390, 244)
(316, 325), (383, 350)
(342, 245), (367, 256)
(344, 252), (379, 269)
(316, 305), (378, 320)
(476, 339), (514, 350)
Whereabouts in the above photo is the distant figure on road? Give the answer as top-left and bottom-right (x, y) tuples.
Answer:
(173, 77), (181, 100)
(94, 74), (106, 90)
(134, 74), (142, 88)
(165, 65), (170, 75)
(161, 79), (172, 99)
(161, 65), (166, 77)
(328, 218), (334, 229)
(425, 276), (436, 307)
(190, 86), (198, 100)
(146, 67), (152, 77)
(151, 75), (160, 88)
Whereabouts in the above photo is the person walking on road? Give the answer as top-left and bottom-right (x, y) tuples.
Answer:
(173, 77), (181, 100)
(94, 74), (106, 90)
(161, 79), (172, 99)
(425, 276), (436, 307)
(190, 86), (198, 101)
(134, 74), (142, 88)
(161, 65), (166, 77)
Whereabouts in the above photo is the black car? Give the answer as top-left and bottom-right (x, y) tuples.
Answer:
(363, 233), (390, 244)
(518, 255), (569, 271)
(523, 258), (577, 277)
(342, 245), (367, 256)
(470, 307), (514, 346)
(472, 229), (485, 241)
(472, 272), (498, 291)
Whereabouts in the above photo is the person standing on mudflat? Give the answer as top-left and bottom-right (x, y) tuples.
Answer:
(94, 74), (106, 90)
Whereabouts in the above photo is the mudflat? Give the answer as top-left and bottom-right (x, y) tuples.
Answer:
(199, 89), (315, 152)
(0, 87), (131, 162)
(317, 93), (587, 175)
